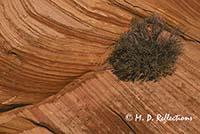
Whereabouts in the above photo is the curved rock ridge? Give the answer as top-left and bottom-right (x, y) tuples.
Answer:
(1, 40), (200, 133)
(0, 0), (132, 105)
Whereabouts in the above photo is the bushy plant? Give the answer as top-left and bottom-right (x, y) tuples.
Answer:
(109, 15), (182, 82)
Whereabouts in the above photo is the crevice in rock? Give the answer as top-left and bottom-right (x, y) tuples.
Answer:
(0, 104), (30, 113)
(106, 105), (137, 134)
(21, 117), (65, 134)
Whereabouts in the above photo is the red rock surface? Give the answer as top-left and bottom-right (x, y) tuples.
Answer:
(0, 0), (199, 134)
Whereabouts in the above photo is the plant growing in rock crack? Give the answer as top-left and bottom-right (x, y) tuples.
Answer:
(108, 15), (182, 82)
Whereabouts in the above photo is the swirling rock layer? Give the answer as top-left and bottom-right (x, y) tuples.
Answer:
(0, 0), (132, 104)
(0, 0), (200, 133)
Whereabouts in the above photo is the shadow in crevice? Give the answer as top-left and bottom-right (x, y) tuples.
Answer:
(0, 104), (30, 113)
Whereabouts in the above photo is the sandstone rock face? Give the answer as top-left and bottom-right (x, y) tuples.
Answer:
(0, 0), (132, 104)
(0, 0), (199, 105)
(0, 0), (200, 133)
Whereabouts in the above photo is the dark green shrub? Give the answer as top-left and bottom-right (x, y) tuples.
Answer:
(109, 15), (182, 82)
